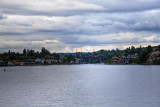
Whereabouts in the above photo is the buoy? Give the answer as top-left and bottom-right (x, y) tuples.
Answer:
(4, 69), (6, 72)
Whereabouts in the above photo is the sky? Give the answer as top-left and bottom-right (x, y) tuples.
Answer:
(0, 0), (160, 53)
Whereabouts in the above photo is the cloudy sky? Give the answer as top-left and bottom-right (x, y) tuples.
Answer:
(0, 0), (160, 53)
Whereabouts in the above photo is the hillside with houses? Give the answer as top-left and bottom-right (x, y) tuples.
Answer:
(106, 45), (160, 65)
(0, 45), (160, 66)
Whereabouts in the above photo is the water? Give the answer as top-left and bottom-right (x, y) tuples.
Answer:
(0, 64), (160, 107)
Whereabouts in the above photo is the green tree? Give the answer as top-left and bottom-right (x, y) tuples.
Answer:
(27, 50), (35, 57)
(138, 48), (149, 63)
(104, 59), (112, 64)
(158, 45), (160, 51)
(26, 49), (29, 56)
(52, 53), (60, 60)
(131, 46), (136, 54)
(147, 45), (153, 53)
(153, 58), (160, 65)
(35, 51), (41, 58)
(41, 47), (50, 56)
(62, 54), (75, 63)
(23, 49), (26, 56)
(137, 46), (142, 54)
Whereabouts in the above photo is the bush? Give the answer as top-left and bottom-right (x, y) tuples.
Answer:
(153, 58), (160, 65)
(104, 59), (112, 64)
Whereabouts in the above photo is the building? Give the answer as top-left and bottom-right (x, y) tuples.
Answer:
(7, 61), (14, 66)
(70, 60), (75, 64)
(75, 58), (80, 64)
(46, 59), (58, 64)
(111, 56), (121, 64)
(121, 56), (130, 64)
(0, 60), (6, 66)
(12, 60), (24, 66)
(24, 59), (35, 65)
(35, 58), (45, 64)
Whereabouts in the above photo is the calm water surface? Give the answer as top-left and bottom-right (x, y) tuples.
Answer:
(0, 64), (160, 107)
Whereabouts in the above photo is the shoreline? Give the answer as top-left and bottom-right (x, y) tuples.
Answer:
(1, 63), (160, 67)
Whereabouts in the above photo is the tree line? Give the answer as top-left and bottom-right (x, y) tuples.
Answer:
(0, 45), (160, 64)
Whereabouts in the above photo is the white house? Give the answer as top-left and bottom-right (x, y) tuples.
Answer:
(121, 56), (130, 64)
(46, 59), (57, 64)
(35, 58), (45, 64)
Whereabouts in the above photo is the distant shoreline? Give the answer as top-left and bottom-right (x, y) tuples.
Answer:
(1, 63), (160, 67)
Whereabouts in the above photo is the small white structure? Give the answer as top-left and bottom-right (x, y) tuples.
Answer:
(0, 60), (5, 66)
(75, 58), (80, 64)
(7, 61), (14, 66)
(35, 59), (45, 64)
(70, 61), (75, 64)
(46, 59), (57, 64)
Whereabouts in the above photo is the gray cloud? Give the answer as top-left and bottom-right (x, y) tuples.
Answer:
(0, 15), (3, 20)
(0, 15), (7, 20)
(0, 0), (160, 52)
(0, 0), (104, 16)
(1, 0), (160, 16)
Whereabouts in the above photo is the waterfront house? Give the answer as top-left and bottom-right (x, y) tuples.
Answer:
(7, 61), (14, 66)
(46, 59), (58, 64)
(75, 58), (80, 64)
(0, 60), (6, 66)
(35, 58), (45, 64)
(111, 56), (121, 64)
(70, 60), (75, 64)
(13, 60), (24, 66)
(24, 59), (35, 65)
(121, 56), (130, 64)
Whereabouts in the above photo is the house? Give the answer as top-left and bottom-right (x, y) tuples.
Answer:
(111, 56), (121, 64)
(35, 58), (45, 64)
(121, 56), (130, 64)
(13, 60), (24, 66)
(70, 60), (75, 64)
(0, 60), (6, 66)
(7, 61), (14, 66)
(24, 59), (35, 65)
(46, 59), (57, 64)
(75, 58), (80, 64)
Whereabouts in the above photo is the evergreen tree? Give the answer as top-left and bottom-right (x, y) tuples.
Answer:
(27, 49), (29, 56)
(131, 46), (135, 54)
(41, 47), (50, 56)
(147, 45), (153, 53)
(158, 45), (160, 51)
(138, 48), (149, 63)
(23, 49), (26, 56)
(62, 54), (75, 63)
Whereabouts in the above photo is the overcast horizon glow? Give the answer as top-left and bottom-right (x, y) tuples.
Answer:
(0, 0), (160, 53)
